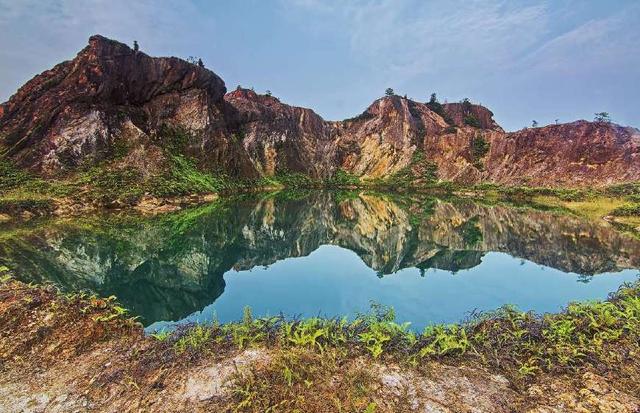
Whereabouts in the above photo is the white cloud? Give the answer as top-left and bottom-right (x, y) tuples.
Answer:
(519, 5), (640, 75)
(281, 0), (550, 84)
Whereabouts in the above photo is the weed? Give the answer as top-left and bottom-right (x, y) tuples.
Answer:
(174, 324), (212, 354)
(150, 330), (172, 341)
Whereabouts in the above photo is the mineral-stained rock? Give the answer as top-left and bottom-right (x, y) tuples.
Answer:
(1, 34), (639, 187)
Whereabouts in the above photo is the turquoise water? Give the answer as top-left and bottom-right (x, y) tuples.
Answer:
(149, 247), (638, 332)
(1, 191), (638, 332)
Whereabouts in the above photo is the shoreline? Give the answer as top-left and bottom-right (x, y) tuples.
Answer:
(1, 275), (639, 411)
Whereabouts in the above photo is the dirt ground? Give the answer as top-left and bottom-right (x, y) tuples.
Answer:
(1, 280), (638, 413)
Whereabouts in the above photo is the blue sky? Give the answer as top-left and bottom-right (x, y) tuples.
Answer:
(0, 0), (638, 131)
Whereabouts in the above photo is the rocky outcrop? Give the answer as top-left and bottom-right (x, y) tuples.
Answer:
(1, 35), (638, 186)
(224, 88), (337, 178)
(485, 121), (640, 186)
(0, 35), (254, 177)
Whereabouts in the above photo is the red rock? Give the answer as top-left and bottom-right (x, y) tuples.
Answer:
(1, 35), (638, 187)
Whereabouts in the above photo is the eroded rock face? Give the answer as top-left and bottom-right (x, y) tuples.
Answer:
(224, 88), (338, 178)
(1, 35), (639, 186)
(486, 121), (640, 186)
(0, 35), (255, 177)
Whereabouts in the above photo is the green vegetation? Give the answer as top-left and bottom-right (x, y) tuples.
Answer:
(160, 280), (640, 385)
(0, 158), (31, 192)
(470, 134), (490, 169)
(371, 150), (439, 189)
(425, 93), (454, 125)
(463, 115), (481, 128)
(456, 215), (483, 245)
(385, 88), (394, 96)
(594, 112), (611, 123)
(461, 98), (481, 128)
(611, 203), (640, 217)
(325, 169), (360, 187)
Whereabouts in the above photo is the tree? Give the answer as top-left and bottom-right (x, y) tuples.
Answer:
(385, 88), (394, 96)
(461, 98), (472, 114)
(429, 93), (438, 104)
(594, 112), (611, 123)
(265, 90), (272, 97)
(532, 120), (538, 128)
(555, 119), (559, 125)
(133, 40), (139, 52)
(197, 58), (204, 68)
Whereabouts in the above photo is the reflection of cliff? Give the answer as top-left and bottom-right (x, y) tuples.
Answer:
(2, 192), (639, 325)
(414, 202), (640, 275)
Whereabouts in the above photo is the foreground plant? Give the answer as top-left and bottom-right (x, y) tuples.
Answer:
(161, 280), (640, 386)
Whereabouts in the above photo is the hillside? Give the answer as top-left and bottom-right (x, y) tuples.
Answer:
(1, 35), (639, 190)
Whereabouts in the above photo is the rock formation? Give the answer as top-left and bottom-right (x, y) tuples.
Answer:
(1, 35), (639, 186)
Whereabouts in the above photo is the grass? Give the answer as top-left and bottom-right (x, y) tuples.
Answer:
(611, 203), (640, 217)
(158, 280), (640, 382)
(533, 196), (628, 221)
(2, 268), (640, 411)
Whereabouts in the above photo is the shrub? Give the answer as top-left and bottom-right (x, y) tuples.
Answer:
(470, 134), (490, 159)
(325, 169), (360, 187)
(464, 115), (481, 128)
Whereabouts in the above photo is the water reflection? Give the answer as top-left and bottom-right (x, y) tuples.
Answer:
(1, 191), (638, 326)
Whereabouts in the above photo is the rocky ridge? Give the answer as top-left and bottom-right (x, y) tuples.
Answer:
(1, 35), (639, 187)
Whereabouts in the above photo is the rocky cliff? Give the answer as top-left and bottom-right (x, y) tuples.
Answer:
(1, 35), (639, 187)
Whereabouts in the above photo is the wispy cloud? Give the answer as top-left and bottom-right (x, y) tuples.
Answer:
(519, 5), (640, 75)
(282, 0), (550, 83)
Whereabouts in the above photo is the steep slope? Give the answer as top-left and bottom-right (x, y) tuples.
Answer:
(487, 121), (640, 186)
(0, 35), (255, 177)
(224, 88), (337, 178)
(1, 34), (639, 188)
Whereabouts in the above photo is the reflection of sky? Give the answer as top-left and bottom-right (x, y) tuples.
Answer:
(146, 245), (639, 333)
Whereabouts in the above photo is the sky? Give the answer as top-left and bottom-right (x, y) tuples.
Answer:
(0, 0), (638, 131)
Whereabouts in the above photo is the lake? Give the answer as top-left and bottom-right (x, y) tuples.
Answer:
(1, 191), (638, 332)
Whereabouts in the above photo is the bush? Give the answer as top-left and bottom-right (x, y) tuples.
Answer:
(325, 169), (360, 187)
(470, 134), (490, 169)
(470, 134), (490, 159)
(464, 115), (481, 128)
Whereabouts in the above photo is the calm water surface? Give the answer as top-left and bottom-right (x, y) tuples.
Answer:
(1, 191), (638, 332)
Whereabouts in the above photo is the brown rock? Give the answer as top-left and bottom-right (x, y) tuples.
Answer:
(2, 35), (638, 187)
